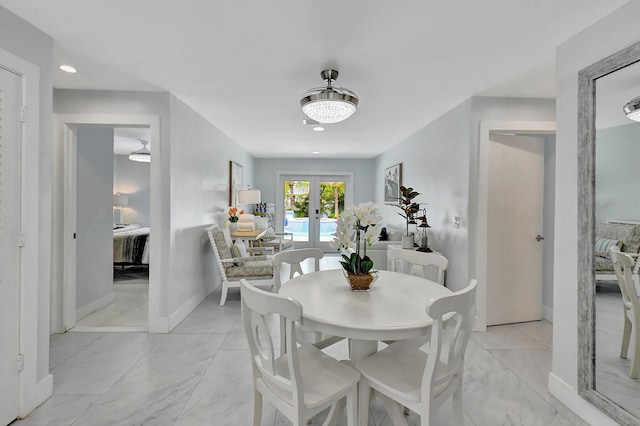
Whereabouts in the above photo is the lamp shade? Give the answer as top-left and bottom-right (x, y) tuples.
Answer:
(238, 189), (261, 204)
(113, 193), (129, 207)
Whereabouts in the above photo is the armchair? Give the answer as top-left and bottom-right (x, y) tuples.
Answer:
(206, 225), (273, 306)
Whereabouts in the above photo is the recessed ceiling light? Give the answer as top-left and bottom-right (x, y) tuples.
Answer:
(312, 151), (320, 154)
(312, 126), (325, 132)
(59, 65), (77, 73)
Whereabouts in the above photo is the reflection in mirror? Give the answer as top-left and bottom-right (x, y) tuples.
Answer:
(595, 59), (640, 421)
(578, 40), (640, 426)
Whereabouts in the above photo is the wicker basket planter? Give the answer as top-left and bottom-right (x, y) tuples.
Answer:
(345, 271), (377, 291)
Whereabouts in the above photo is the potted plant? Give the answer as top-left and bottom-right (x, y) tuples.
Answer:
(395, 185), (421, 248)
(331, 202), (382, 290)
(227, 207), (243, 233)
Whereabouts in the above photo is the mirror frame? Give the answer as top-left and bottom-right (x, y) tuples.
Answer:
(578, 39), (640, 426)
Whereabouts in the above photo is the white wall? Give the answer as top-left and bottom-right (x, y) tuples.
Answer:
(553, 2), (640, 423)
(167, 94), (254, 327)
(114, 154), (150, 227)
(76, 127), (114, 310)
(595, 123), (640, 224)
(374, 97), (555, 294)
(375, 100), (472, 291)
(0, 5), (53, 415)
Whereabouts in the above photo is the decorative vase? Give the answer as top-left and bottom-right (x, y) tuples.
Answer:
(402, 233), (414, 249)
(229, 222), (238, 233)
(344, 270), (377, 291)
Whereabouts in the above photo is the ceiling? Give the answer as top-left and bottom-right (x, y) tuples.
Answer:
(0, 0), (629, 158)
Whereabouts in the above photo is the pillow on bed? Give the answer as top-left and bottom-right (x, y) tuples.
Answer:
(595, 237), (625, 258)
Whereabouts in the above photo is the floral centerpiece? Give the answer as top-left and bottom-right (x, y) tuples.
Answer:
(228, 207), (244, 232)
(228, 207), (244, 222)
(331, 202), (382, 290)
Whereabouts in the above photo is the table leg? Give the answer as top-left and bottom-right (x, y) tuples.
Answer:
(323, 339), (377, 426)
(348, 339), (377, 362)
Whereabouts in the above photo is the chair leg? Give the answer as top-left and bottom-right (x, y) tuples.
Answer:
(219, 281), (229, 306)
(358, 381), (370, 426)
(630, 335), (640, 379)
(452, 385), (464, 426)
(621, 317), (631, 358)
(346, 389), (357, 426)
(251, 388), (262, 426)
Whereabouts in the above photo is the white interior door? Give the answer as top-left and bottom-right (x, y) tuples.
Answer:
(0, 66), (23, 426)
(487, 133), (544, 325)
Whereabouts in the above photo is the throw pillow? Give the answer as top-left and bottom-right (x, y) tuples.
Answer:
(234, 240), (248, 257)
(595, 237), (625, 258)
(261, 227), (277, 241)
(254, 216), (268, 230)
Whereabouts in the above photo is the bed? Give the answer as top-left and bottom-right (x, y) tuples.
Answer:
(113, 224), (150, 265)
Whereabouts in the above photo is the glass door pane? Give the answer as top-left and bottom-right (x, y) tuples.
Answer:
(317, 180), (345, 250)
(283, 180), (310, 243)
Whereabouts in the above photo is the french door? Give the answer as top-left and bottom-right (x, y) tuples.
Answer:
(277, 173), (353, 251)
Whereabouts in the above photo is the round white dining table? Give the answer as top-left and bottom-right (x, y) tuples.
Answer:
(279, 269), (452, 361)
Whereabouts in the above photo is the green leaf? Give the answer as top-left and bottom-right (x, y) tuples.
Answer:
(361, 260), (373, 274)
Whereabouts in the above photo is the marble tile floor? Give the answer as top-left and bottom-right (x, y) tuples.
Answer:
(14, 260), (588, 426)
(74, 282), (149, 331)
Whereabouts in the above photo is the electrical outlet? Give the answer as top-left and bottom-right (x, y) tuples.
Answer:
(452, 216), (461, 228)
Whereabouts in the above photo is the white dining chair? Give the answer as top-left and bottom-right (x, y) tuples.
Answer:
(354, 279), (477, 426)
(388, 249), (449, 285)
(272, 248), (344, 349)
(239, 279), (360, 426)
(610, 246), (640, 379)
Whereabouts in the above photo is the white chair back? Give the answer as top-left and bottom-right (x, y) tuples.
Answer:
(388, 249), (448, 285)
(425, 279), (477, 400)
(240, 279), (359, 426)
(240, 279), (304, 406)
(610, 246), (640, 378)
(272, 248), (323, 291)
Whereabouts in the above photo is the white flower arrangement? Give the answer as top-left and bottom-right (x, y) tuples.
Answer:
(330, 202), (383, 274)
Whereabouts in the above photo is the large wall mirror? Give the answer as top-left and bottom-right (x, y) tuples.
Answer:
(578, 40), (640, 425)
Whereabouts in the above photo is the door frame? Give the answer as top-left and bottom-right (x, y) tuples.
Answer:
(476, 121), (555, 331)
(53, 114), (161, 333)
(275, 171), (354, 250)
(0, 47), (52, 418)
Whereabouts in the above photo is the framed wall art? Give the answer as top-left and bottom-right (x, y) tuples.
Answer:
(384, 163), (402, 203)
(229, 161), (243, 206)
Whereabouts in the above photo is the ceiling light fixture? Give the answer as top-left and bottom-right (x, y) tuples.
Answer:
(624, 96), (640, 122)
(312, 126), (325, 132)
(59, 65), (77, 73)
(300, 69), (358, 124)
(129, 139), (151, 163)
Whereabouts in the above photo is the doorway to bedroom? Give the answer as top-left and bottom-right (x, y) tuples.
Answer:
(70, 126), (151, 332)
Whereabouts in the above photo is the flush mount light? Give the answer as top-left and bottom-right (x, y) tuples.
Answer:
(300, 69), (359, 124)
(312, 151), (320, 154)
(129, 139), (151, 163)
(59, 65), (77, 73)
(624, 96), (640, 122)
(312, 126), (325, 132)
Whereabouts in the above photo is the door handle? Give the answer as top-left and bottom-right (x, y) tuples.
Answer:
(536, 234), (544, 241)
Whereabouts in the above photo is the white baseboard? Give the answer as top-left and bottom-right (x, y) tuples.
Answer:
(76, 291), (114, 320)
(548, 373), (618, 426)
(167, 286), (213, 332)
(542, 304), (553, 322)
(20, 374), (52, 418)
